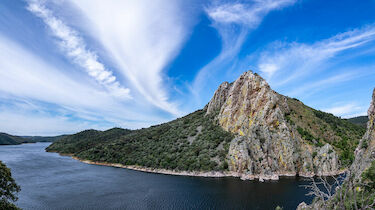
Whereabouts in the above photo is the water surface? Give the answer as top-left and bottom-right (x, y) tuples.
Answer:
(0, 143), (316, 210)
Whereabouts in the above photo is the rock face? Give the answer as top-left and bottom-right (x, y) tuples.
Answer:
(351, 89), (375, 180)
(297, 89), (375, 209)
(206, 71), (339, 179)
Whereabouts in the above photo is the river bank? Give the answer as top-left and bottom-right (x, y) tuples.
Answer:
(59, 153), (346, 182)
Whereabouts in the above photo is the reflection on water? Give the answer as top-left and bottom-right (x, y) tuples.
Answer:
(0, 143), (317, 210)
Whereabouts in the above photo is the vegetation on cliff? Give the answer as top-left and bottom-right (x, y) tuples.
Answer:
(298, 89), (375, 210)
(0, 161), (20, 210)
(286, 98), (365, 166)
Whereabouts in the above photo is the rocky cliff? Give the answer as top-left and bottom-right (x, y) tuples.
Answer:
(206, 71), (341, 180)
(297, 89), (375, 210)
(351, 89), (375, 180)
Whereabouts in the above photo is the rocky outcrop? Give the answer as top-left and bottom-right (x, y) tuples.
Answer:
(206, 82), (231, 115)
(206, 71), (340, 180)
(297, 89), (375, 209)
(351, 89), (375, 181)
(313, 144), (339, 176)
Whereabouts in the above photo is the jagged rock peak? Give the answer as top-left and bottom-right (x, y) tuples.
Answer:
(205, 70), (340, 179)
(206, 70), (270, 115)
(206, 70), (284, 136)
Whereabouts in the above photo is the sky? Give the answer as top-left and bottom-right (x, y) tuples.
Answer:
(1, 0), (375, 136)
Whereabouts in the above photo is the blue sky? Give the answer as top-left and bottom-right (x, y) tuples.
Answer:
(1, 0), (375, 135)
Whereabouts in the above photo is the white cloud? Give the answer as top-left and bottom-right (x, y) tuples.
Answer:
(26, 0), (130, 99)
(257, 25), (375, 83)
(286, 72), (356, 97)
(66, 0), (195, 116)
(205, 0), (296, 27)
(323, 103), (365, 118)
(192, 0), (297, 104)
(0, 34), (168, 134)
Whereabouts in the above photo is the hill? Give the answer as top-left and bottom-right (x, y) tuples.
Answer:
(0, 133), (26, 145)
(47, 71), (365, 180)
(0, 132), (65, 145)
(347, 115), (368, 128)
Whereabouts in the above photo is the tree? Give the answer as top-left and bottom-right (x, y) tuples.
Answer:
(0, 161), (21, 210)
(302, 172), (375, 209)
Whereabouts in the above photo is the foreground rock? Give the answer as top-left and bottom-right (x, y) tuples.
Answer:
(297, 89), (375, 209)
(351, 89), (375, 180)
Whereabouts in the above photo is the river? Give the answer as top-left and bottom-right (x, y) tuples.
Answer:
(0, 142), (316, 210)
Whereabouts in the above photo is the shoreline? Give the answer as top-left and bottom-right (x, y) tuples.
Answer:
(53, 152), (347, 182)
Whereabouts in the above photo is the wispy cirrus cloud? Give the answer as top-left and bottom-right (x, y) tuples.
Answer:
(26, 0), (130, 99)
(66, 0), (196, 116)
(205, 0), (296, 27)
(0, 34), (167, 135)
(323, 103), (366, 118)
(192, 0), (297, 104)
(257, 24), (375, 84)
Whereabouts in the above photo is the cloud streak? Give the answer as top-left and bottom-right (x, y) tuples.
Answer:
(257, 24), (375, 84)
(205, 0), (296, 27)
(0, 34), (168, 134)
(323, 103), (366, 118)
(67, 0), (195, 116)
(192, 0), (297, 105)
(26, 0), (130, 99)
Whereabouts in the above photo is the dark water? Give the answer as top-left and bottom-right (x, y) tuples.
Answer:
(0, 143), (316, 210)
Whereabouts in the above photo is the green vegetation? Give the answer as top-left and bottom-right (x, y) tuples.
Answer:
(323, 162), (375, 209)
(0, 132), (65, 145)
(362, 161), (375, 189)
(286, 98), (366, 166)
(296, 126), (324, 147)
(347, 116), (368, 129)
(47, 110), (234, 172)
(0, 133), (26, 145)
(0, 161), (20, 210)
(46, 128), (132, 154)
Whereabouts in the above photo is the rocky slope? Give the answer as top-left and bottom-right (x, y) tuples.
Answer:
(351, 89), (375, 180)
(47, 71), (364, 181)
(298, 89), (375, 210)
(205, 71), (351, 180)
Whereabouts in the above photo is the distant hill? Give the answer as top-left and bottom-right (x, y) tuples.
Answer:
(0, 133), (26, 145)
(347, 116), (368, 128)
(21, 135), (67, 143)
(0, 132), (66, 145)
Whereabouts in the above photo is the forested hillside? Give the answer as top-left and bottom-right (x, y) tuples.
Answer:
(0, 132), (65, 145)
(47, 110), (234, 171)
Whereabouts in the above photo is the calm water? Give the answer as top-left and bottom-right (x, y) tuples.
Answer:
(0, 143), (316, 210)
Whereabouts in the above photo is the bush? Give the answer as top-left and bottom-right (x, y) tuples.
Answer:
(362, 161), (375, 189)
(0, 161), (20, 209)
(49, 109), (234, 172)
